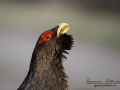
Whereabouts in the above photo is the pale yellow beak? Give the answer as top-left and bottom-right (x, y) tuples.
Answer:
(57, 23), (70, 37)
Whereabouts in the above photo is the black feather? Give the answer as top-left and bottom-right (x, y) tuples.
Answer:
(18, 27), (74, 90)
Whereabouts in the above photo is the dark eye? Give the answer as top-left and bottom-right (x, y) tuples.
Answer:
(46, 35), (51, 40)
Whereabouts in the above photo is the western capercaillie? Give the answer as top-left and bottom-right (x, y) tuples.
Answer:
(18, 23), (74, 90)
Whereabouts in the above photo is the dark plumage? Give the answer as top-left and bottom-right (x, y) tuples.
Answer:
(18, 23), (74, 90)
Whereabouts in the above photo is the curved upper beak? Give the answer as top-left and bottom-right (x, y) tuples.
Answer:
(57, 23), (70, 37)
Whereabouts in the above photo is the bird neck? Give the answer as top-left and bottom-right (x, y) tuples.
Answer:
(18, 52), (68, 90)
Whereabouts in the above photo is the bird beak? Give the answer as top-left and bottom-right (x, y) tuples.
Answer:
(57, 23), (70, 37)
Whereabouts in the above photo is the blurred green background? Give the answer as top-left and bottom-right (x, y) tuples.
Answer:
(0, 1), (120, 90)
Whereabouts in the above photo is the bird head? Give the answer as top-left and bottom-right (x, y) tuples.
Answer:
(35, 23), (73, 61)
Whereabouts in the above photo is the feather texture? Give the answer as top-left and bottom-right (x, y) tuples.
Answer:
(18, 27), (74, 90)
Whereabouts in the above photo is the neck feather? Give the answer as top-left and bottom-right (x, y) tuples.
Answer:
(18, 49), (68, 90)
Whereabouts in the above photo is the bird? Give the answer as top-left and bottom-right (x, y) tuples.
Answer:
(17, 23), (74, 90)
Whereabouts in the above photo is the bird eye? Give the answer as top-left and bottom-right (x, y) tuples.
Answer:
(46, 35), (51, 40)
